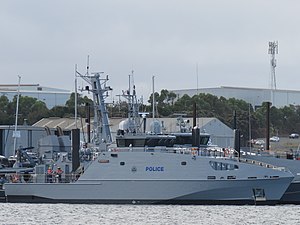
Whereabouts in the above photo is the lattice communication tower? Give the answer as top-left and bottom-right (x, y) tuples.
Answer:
(268, 41), (278, 90)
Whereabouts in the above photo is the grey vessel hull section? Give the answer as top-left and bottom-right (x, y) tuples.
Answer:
(5, 178), (291, 205)
(242, 154), (300, 204)
(5, 151), (294, 205)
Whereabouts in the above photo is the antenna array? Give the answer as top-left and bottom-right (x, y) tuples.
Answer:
(268, 41), (278, 90)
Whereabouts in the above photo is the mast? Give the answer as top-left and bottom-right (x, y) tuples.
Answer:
(13, 75), (21, 155)
(74, 64), (78, 129)
(196, 63), (199, 127)
(249, 103), (252, 153)
(117, 71), (142, 133)
(76, 68), (112, 146)
(91, 73), (112, 144)
(152, 75), (155, 120)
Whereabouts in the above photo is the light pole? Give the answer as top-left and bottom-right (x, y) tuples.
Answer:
(13, 75), (21, 156)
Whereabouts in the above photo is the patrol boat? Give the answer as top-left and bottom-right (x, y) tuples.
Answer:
(115, 78), (210, 149)
(4, 147), (294, 205)
(4, 73), (294, 205)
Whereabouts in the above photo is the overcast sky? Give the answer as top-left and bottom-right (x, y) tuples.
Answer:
(1, 0), (300, 102)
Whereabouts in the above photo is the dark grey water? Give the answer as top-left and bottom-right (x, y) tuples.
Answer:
(0, 204), (299, 225)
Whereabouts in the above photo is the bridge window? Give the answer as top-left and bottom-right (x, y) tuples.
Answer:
(209, 161), (239, 171)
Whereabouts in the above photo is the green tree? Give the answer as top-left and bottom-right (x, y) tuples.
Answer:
(65, 92), (94, 118)
(49, 106), (68, 118)
(8, 95), (49, 125)
(0, 95), (13, 124)
(27, 101), (49, 124)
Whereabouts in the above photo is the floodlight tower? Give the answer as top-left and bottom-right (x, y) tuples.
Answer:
(268, 41), (278, 90)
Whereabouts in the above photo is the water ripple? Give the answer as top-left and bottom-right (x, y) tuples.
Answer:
(1, 204), (299, 225)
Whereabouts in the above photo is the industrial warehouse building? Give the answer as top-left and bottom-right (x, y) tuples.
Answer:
(171, 86), (300, 108)
(0, 84), (71, 109)
(2, 84), (299, 109)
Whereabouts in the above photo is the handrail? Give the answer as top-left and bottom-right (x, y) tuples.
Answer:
(239, 157), (288, 172)
(2, 173), (82, 185)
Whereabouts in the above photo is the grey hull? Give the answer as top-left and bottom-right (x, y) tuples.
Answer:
(5, 177), (292, 205)
(5, 196), (278, 205)
(280, 181), (300, 204)
(243, 154), (300, 204)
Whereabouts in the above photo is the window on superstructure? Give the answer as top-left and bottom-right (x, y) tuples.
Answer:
(226, 164), (235, 170)
(221, 163), (227, 170)
(209, 161), (239, 171)
(181, 161), (187, 165)
(200, 136), (210, 145)
(134, 139), (146, 147)
(117, 139), (125, 147)
(120, 162), (125, 166)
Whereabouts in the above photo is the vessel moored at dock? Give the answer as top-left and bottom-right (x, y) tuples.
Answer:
(4, 147), (294, 205)
(3, 71), (295, 205)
